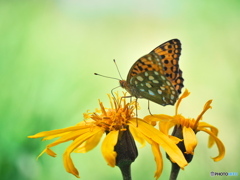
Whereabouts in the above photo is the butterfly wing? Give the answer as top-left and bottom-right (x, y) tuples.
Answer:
(127, 53), (178, 106)
(129, 68), (178, 105)
(125, 39), (183, 105)
(151, 39), (184, 94)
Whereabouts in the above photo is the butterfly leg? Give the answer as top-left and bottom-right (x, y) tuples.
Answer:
(148, 100), (153, 116)
(135, 98), (138, 127)
(111, 86), (121, 103)
(121, 95), (133, 99)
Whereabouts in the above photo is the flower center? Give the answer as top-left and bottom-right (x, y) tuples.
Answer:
(91, 101), (135, 131)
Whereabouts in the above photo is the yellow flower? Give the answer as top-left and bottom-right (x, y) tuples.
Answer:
(28, 93), (187, 179)
(144, 89), (225, 163)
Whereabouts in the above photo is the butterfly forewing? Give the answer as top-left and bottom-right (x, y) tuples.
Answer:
(152, 39), (183, 94)
(122, 39), (184, 106)
(127, 52), (164, 79)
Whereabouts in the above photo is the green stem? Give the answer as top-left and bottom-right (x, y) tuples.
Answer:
(169, 162), (180, 180)
(118, 162), (132, 180)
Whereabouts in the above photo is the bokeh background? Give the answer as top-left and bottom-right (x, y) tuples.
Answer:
(0, 0), (239, 180)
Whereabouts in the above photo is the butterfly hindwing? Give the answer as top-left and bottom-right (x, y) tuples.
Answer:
(129, 70), (178, 105)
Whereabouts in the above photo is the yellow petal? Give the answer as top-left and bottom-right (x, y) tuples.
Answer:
(63, 127), (103, 178)
(143, 136), (163, 180)
(198, 127), (225, 161)
(43, 128), (92, 150)
(159, 120), (175, 135)
(36, 148), (57, 159)
(181, 89), (191, 99)
(183, 127), (197, 154)
(144, 115), (174, 134)
(198, 122), (218, 148)
(175, 89), (190, 115)
(135, 131), (163, 179)
(195, 100), (212, 125)
(129, 122), (146, 147)
(151, 143), (163, 180)
(144, 114), (173, 122)
(129, 119), (188, 168)
(42, 132), (69, 141)
(45, 148), (57, 157)
(169, 135), (182, 144)
(74, 129), (104, 153)
(101, 130), (118, 167)
(28, 125), (91, 139)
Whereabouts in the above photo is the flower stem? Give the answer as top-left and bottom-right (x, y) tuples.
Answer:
(118, 162), (132, 180)
(168, 125), (194, 180)
(169, 162), (180, 180)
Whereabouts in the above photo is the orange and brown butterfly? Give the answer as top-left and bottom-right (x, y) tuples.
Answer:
(119, 39), (184, 106)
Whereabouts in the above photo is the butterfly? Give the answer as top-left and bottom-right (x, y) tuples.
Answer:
(119, 39), (184, 106)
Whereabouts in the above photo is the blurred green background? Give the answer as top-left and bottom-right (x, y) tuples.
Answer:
(0, 0), (239, 180)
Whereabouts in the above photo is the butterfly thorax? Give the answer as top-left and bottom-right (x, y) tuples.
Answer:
(119, 80), (141, 98)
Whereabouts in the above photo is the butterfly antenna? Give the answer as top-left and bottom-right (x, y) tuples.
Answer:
(113, 59), (123, 80)
(94, 73), (120, 81)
